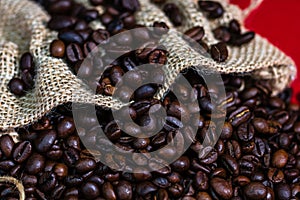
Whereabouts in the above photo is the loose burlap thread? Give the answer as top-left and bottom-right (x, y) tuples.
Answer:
(0, 0), (297, 132)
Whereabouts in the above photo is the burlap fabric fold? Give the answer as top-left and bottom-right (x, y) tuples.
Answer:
(0, 0), (297, 131)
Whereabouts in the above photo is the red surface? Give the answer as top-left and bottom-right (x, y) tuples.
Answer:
(230, 0), (300, 103)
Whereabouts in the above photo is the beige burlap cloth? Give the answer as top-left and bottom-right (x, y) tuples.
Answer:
(0, 0), (296, 131)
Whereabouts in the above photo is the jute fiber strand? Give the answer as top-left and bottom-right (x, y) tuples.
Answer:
(0, 0), (297, 131)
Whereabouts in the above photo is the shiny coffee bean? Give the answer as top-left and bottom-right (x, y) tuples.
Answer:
(243, 182), (267, 200)
(0, 135), (14, 158)
(66, 43), (84, 63)
(81, 182), (100, 199)
(48, 16), (76, 30)
(210, 177), (233, 199)
(34, 130), (56, 153)
(163, 3), (183, 26)
(8, 78), (26, 96)
(210, 42), (228, 62)
(50, 39), (65, 58)
(58, 30), (83, 44)
(272, 149), (288, 168)
(198, 0), (224, 18)
(12, 141), (32, 163)
(213, 26), (231, 42)
(39, 172), (57, 192)
(185, 26), (205, 42)
(230, 31), (255, 46)
(25, 153), (45, 174)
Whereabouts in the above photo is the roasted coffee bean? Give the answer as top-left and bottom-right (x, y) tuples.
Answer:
(66, 43), (84, 63)
(65, 175), (83, 187)
(81, 182), (100, 199)
(12, 141), (32, 163)
(148, 49), (167, 65)
(210, 177), (233, 199)
(230, 31), (255, 46)
(39, 172), (57, 192)
(25, 153), (45, 174)
(58, 30), (83, 44)
(0, 135), (14, 158)
(57, 117), (75, 138)
(193, 171), (209, 190)
(253, 137), (266, 157)
(50, 39), (66, 58)
(228, 106), (251, 127)
(198, 0), (224, 18)
(34, 130), (56, 153)
(21, 69), (34, 89)
(54, 163), (68, 178)
(267, 168), (284, 183)
(19, 52), (34, 72)
(229, 19), (241, 34)
(48, 15), (76, 30)
(272, 149), (288, 168)
(213, 26), (231, 42)
(134, 84), (156, 100)
(276, 183), (291, 200)
(75, 158), (96, 173)
(237, 123), (254, 142)
(116, 180), (132, 200)
(243, 182), (267, 199)
(163, 3), (183, 26)
(120, 0), (140, 12)
(63, 147), (79, 167)
(0, 160), (15, 170)
(221, 154), (239, 176)
(185, 26), (205, 42)
(48, 0), (72, 14)
(210, 42), (228, 62)
(107, 19), (124, 34)
(79, 9), (99, 22)
(8, 78), (26, 96)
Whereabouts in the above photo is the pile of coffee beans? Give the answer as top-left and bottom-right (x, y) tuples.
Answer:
(8, 52), (35, 96)
(2, 72), (300, 199)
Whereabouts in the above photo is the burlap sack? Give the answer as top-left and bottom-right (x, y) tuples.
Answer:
(0, 0), (296, 132)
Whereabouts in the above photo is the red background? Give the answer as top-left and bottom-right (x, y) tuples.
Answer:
(230, 0), (300, 103)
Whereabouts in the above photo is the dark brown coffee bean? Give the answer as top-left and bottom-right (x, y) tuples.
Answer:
(57, 117), (75, 138)
(53, 163), (68, 179)
(102, 182), (116, 200)
(148, 49), (167, 65)
(0, 135), (14, 158)
(65, 175), (83, 187)
(171, 156), (190, 172)
(272, 149), (288, 168)
(229, 19), (241, 34)
(210, 177), (233, 199)
(82, 182), (100, 199)
(152, 177), (170, 188)
(267, 168), (284, 183)
(50, 39), (65, 58)
(253, 137), (266, 158)
(48, 0), (72, 14)
(243, 182), (267, 200)
(75, 158), (96, 173)
(83, 41), (97, 56)
(48, 15), (76, 30)
(168, 183), (183, 198)
(116, 180), (132, 200)
(66, 43), (83, 63)
(213, 26), (231, 42)
(0, 160), (15, 170)
(163, 3), (183, 26)
(134, 84), (156, 100)
(220, 122), (233, 139)
(12, 141), (32, 163)
(275, 183), (291, 200)
(63, 148), (79, 167)
(20, 52), (34, 71)
(39, 172), (57, 192)
(25, 153), (45, 174)
(228, 106), (251, 127)
(221, 154), (239, 176)
(21, 69), (34, 89)
(237, 123), (254, 142)
(210, 42), (228, 62)
(230, 31), (255, 46)
(185, 26), (205, 42)
(34, 130), (56, 153)
(58, 30), (83, 44)
(198, 1), (224, 18)
(79, 9), (99, 22)
(193, 171), (209, 190)
(8, 78), (26, 96)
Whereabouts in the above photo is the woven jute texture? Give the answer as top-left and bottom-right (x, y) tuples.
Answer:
(0, 0), (297, 131)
